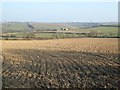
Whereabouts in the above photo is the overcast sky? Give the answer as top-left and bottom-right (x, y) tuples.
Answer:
(2, 2), (118, 22)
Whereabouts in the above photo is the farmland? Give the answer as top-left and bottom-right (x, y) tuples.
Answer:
(1, 22), (119, 40)
(2, 38), (120, 88)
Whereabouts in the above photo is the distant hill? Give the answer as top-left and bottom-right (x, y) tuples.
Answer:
(65, 22), (118, 28)
(2, 22), (118, 34)
(2, 22), (75, 33)
(1, 22), (119, 39)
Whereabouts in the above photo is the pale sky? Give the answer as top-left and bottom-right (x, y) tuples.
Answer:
(2, 2), (118, 22)
(0, 0), (119, 2)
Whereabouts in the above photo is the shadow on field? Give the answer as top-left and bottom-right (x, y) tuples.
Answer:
(2, 49), (120, 88)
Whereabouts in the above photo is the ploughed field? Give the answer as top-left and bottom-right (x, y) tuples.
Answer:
(2, 38), (120, 88)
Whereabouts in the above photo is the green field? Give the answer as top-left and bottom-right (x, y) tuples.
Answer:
(1, 22), (119, 39)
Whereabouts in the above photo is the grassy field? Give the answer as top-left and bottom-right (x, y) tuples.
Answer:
(2, 22), (74, 33)
(2, 38), (120, 88)
(2, 22), (30, 33)
(1, 22), (119, 39)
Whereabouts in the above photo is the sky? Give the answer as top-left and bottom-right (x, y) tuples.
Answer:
(2, 2), (118, 22)
(1, 0), (119, 2)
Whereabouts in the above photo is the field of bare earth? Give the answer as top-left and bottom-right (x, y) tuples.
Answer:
(1, 38), (120, 88)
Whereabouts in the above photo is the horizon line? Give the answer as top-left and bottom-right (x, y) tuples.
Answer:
(1, 21), (118, 23)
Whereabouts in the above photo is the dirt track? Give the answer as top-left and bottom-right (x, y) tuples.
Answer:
(1, 38), (120, 88)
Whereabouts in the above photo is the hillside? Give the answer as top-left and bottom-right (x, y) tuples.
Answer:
(1, 22), (119, 39)
(2, 22), (75, 33)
